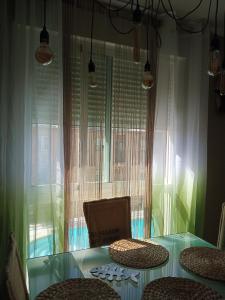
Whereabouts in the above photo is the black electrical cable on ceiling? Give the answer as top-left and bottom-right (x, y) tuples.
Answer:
(153, 0), (162, 48)
(95, 0), (131, 12)
(178, 0), (204, 21)
(144, 0), (148, 11)
(170, 0), (212, 34)
(155, 0), (160, 18)
(162, 0), (208, 33)
(108, 0), (135, 34)
(131, 0), (134, 11)
(223, 14), (225, 68)
(223, 12), (225, 67)
(90, 0), (95, 59)
(142, 1), (154, 14)
(142, 0), (161, 48)
(44, 0), (46, 26)
(95, 0), (155, 34)
(150, 0), (154, 57)
(151, 0), (154, 22)
(215, 0), (219, 35)
(162, 0), (212, 34)
(161, 0), (205, 21)
(160, 0), (173, 19)
(146, 0), (150, 62)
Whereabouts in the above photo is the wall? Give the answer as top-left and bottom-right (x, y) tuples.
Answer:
(204, 66), (225, 245)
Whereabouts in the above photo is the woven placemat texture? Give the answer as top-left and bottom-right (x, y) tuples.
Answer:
(36, 278), (121, 300)
(109, 239), (169, 269)
(180, 247), (225, 281)
(142, 277), (224, 300)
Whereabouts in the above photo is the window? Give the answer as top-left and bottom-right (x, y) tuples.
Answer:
(29, 36), (149, 255)
(70, 37), (148, 184)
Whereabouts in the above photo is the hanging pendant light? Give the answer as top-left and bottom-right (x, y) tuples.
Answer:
(133, 0), (142, 25)
(142, 2), (154, 90)
(133, 1), (142, 63)
(88, 0), (97, 88)
(35, 0), (54, 66)
(88, 58), (97, 88)
(142, 60), (154, 90)
(208, 0), (221, 76)
(208, 35), (221, 77)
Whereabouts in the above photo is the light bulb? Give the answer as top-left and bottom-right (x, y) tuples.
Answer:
(35, 42), (54, 66)
(219, 67), (225, 96)
(142, 61), (154, 90)
(89, 72), (97, 88)
(208, 49), (221, 77)
(35, 26), (54, 66)
(88, 59), (97, 88)
(208, 35), (221, 77)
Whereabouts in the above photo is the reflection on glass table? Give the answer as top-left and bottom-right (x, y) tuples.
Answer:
(73, 233), (225, 300)
(27, 233), (225, 300)
(27, 252), (83, 299)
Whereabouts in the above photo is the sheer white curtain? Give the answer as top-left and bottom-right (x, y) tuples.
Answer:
(0, 0), (28, 270)
(0, 0), (64, 267)
(110, 44), (150, 239)
(63, 35), (108, 250)
(63, 35), (152, 250)
(1, 0), (156, 263)
(152, 19), (209, 237)
(26, 0), (64, 258)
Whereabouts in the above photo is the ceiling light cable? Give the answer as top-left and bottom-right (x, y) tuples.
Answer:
(142, 0), (154, 90)
(108, 0), (135, 34)
(95, 0), (131, 12)
(161, 0), (212, 34)
(160, 0), (205, 21)
(88, 0), (97, 88)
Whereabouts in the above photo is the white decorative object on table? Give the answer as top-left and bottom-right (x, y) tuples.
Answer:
(90, 263), (140, 283)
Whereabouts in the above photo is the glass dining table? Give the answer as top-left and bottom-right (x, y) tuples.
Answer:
(27, 232), (225, 300)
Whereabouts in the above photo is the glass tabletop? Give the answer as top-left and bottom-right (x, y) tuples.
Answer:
(27, 251), (83, 299)
(73, 233), (225, 300)
(27, 232), (225, 300)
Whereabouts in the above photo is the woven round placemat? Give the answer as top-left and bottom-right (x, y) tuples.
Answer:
(109, 239), (169, 269)
(142, 277), (224, 300)
(180, 247), (225, 281)
(36, 278), (121, 300)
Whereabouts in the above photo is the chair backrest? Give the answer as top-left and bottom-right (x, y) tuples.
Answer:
(217, 202), (225, 250)
(83, 196), (132, 248)
(3, 233), (29, 300)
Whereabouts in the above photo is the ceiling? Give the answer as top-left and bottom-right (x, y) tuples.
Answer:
(152, 0), (224, 23)
(103, 0), (225, 34)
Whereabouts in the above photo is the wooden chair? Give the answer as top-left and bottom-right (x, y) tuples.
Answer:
(217, 202), (225, 250)
(3, 233), (29, 300)
(83, 196), (132, 248)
